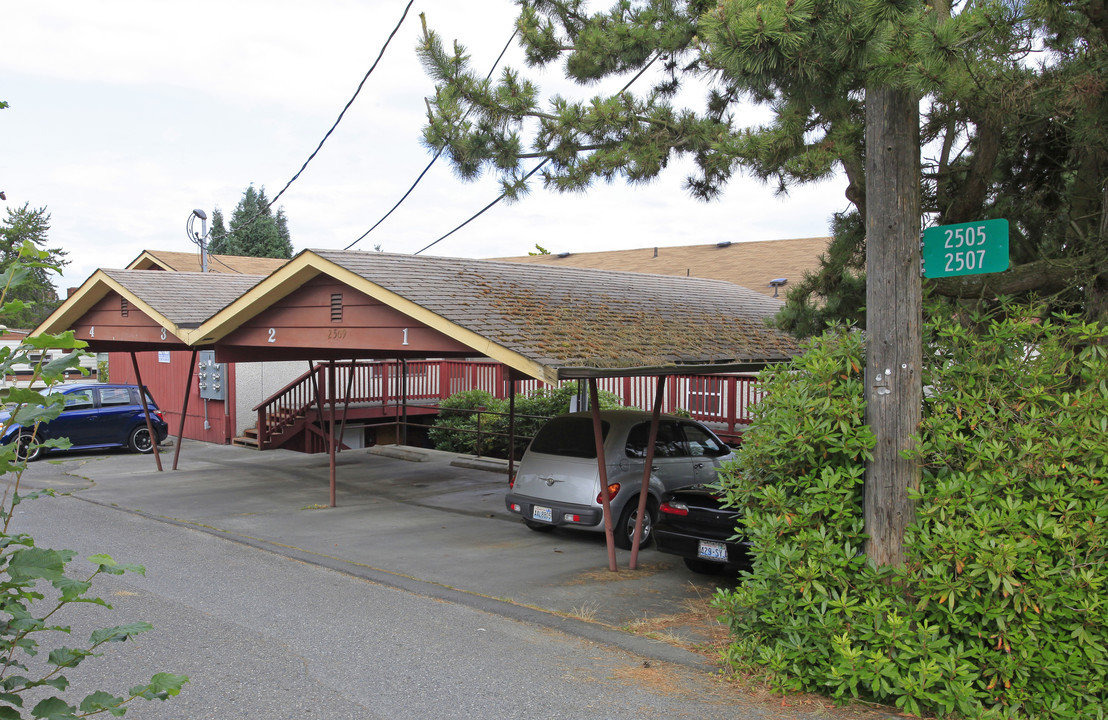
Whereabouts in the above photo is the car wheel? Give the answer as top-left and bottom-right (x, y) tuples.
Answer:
(683, 558), (726, 575)
(523, 519), (555, 532)
(15, 432), (41, 462)
(614, 499), (655, 550)
(128, 426), (155, 454)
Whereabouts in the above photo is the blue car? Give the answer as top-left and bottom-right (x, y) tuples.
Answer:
(3, 383), (169, 461)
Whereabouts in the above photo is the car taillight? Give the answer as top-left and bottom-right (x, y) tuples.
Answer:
(596, 483), (620, 504)
(660, 500), (689, 516)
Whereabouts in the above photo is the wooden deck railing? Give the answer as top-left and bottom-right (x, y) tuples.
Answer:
(253, 360), (763, 447)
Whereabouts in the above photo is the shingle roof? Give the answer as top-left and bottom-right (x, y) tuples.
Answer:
(98, 270), (266, 327)
(494, 237), (830, 299)
(127, 250), (288, 276)
(311, 250), (799, 374)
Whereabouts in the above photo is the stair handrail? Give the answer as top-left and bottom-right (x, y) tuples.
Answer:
(253, 361), (383, 447)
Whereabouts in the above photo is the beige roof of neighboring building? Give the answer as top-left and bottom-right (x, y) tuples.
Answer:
(494, 237), (830, 298)
(127, 250), (289, 275)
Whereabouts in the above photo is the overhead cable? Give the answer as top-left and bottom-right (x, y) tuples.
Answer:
(413, 52), (661, 256)
(344, 26), (519, 251)
(268, 0), (417, 211)
(211, 0), (417, 242)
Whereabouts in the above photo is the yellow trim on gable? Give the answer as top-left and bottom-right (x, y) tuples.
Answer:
(189, 251), (558, 384)
(32, 271), (183, 341)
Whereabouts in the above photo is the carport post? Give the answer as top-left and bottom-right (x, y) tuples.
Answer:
(401, 359), (409, 447)
(507, 373), (516, 481)
(590, 379), (618, 572)
(335, 359), (356, 453)
(172, 349), (198, 471)
(630, 375), (665, 570)
(328, 359), (337, 508)
(129, 351), (162, 472)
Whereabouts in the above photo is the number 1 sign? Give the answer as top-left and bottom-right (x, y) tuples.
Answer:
(922, 219), (1009, 279)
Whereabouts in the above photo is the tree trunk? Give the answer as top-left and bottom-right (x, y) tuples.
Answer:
(864, 85), (922, 567)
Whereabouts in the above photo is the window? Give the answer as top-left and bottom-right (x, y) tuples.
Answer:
(685, 377), (723, 415)
(530, 417), (609, 459)
(98, 387), (133, 407)
(61, 390), (94, 412)
(681, 422), (729, 457)
(625, 421), (687, 458)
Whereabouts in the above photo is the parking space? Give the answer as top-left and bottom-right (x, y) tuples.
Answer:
(19, 441), (738, 661)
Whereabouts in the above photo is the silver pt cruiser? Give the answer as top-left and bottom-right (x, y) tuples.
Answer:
(506, 410), (734, 549)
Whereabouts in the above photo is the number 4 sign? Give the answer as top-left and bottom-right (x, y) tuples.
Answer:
(922, 219), (1009, 279)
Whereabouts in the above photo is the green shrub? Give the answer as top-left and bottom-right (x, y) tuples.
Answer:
(426, 390), (499, 453)
(713, 311), (1108, 719)
(428, 384), (622, 458)
(0, 243), (187, 717)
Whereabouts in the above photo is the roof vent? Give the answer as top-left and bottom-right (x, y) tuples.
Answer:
(557, 252), (571, 258)
(716, 241), (732, 248)
(768, 278), (788, 297)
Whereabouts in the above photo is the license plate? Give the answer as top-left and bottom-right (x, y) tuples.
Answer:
(697, 540), (727, 561)
(532, 505), (553, 523)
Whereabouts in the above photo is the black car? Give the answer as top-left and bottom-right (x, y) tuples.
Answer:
(2, 383), (169, 461)
(655, 485), (751, 575)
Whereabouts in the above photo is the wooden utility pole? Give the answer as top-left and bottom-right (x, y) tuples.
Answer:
(864, 85), (922, 567)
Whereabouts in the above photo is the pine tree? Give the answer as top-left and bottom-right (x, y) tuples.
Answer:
(0, 203), (68, 328)
(207, 185), (294, 259)
(418, 0), (1108, 326)
(418, 0), (1107, 566)
(207, 208), (233, 256)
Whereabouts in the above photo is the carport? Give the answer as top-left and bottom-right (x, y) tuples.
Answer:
(36, 268), (267, 470)
(37, 249), (800, 569)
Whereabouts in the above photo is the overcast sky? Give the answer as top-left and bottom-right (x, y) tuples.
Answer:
(2, 1), (847, 293)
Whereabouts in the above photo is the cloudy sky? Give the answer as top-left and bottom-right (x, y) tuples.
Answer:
(2, 1), (847, 293)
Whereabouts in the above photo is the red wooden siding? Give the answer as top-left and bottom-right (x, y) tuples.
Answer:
(220, 277), (474, 356)
(73, 293), (190, 348)
(108, 351), (233, 445)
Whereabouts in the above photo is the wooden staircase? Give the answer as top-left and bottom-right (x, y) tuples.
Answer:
(233, 406), (306, 449)
(231, 426), (260, 449)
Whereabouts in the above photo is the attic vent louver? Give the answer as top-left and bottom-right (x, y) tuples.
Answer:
(331, 293), (343, 323)
(121, 298), (129, 317)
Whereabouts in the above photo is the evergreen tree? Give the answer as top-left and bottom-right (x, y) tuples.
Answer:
(207, 207), (232, 256)
(417, 0), (1108, 329)
(207, 185), (294, 259)
(0, 203), (68, 328)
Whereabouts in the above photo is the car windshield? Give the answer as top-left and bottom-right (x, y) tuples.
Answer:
(529, 417), (610, 459)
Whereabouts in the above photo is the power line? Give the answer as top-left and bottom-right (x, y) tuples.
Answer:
(206, 0), (417, 246)
(413, 159), (549, 255)
(413, 53), (662, 257)
(345, 27), (519, 251)
(268, 0), (417, 211)
(185, 212), (245, 272)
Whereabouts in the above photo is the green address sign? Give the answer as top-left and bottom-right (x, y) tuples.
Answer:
(922, 219), (1009, 279)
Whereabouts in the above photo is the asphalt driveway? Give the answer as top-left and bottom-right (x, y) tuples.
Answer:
(19, 441), (739, 668)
